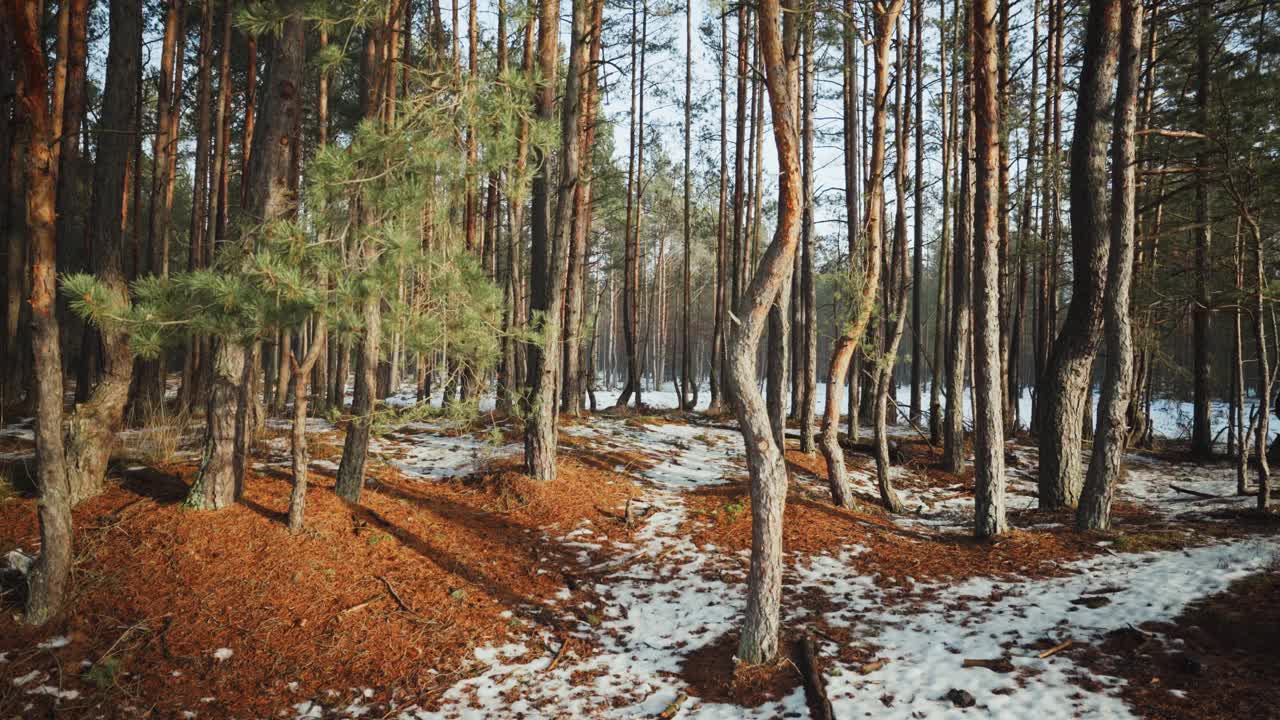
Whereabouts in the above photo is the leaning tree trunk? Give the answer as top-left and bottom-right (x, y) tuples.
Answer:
(65, 0), (142, 507)
(1035, 0), (1120, 509)
(6, 0), (72, 625)
(1077, 0), (1141, 531)
(972, 0), (1009, 537)
(819, 0), (904, 509)
(189, 12), (306, 510)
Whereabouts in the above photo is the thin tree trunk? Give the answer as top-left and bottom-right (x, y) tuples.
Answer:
(680, 0), (693, 410)
(799, 13), (817, 453)
(1189, 0), (1214, 459)
(288, 315), (327, 532)
(930, 0), (952, 445)
(820, 0), (902, 508)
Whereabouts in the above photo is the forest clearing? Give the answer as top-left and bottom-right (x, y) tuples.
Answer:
(1, 0), (1278, 715)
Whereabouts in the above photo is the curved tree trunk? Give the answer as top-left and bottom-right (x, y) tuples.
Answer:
(819, 0), (903, 509)
(732, 0), (803, 665)
(1035, 0), (1120, 509)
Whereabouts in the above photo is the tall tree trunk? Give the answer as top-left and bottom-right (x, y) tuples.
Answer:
(929, 0), (952, 445)
(336, 26), (389, 503)
(5, 0), (72, 626)
(944, 4), (972, 474)
(732, 0), (802, 665)
(190, 12), (306, 510)
(1077, 0), (1140, 530)
(798, 13), (817, 453)
(1189, 0), (1214, 459)
(874, 14), (911, 515)
(561, 0), (604, 415)
(708, 7), (730, 413)
(179, 0), (215, 412)
(819, 0), (903, 508)
(64, 0), (142, 507)
(972, 0), (1008, 537)
(136, 0), (186, 413)
(613, 0), (644, 409)
(679, 0), (693, 411)
(1035, 0), (1120, 509)
(60, 0), (92, 404)
(908, 0), (925, 425)
(526, 0), (585, 481)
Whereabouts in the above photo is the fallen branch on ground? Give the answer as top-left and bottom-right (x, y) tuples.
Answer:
(794, 634), (835, 720)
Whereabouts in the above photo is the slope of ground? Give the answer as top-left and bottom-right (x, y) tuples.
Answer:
(0, 398), (1276, 719)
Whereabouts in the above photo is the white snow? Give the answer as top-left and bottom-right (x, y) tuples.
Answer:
(35, 636), (70, 650)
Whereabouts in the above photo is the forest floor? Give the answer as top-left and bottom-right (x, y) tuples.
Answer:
(1, 389), (1278, 719)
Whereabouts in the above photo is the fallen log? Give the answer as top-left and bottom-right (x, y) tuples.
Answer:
(793, 634), (835, 720)
(1169, 484), (1221, 500)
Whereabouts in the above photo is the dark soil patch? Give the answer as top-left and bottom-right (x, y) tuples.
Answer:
(1070, 567), (1280, 719)
(678, 631), (803, 709)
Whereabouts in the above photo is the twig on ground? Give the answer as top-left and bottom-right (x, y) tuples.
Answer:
(1037, 639), (1073, 659)
(545, 637), (572, 672)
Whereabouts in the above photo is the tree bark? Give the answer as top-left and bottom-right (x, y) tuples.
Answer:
(820, 0), (903, 509)
(525, 0), (584, 481)
(65, 0), (142, 507)
(5, 0), (72, 626)
(1077, 0), (1141, 531)
(732, 0), (802, 666)
(972, 0), (1008, 537)
(1035, 0), (1120, 509)
(190, 12), (306, 510)
(798, 13), (817, 453)
(1189, 0), (1214, 459)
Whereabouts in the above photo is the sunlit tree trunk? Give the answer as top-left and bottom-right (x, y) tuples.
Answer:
(5, 0), (72, 625)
